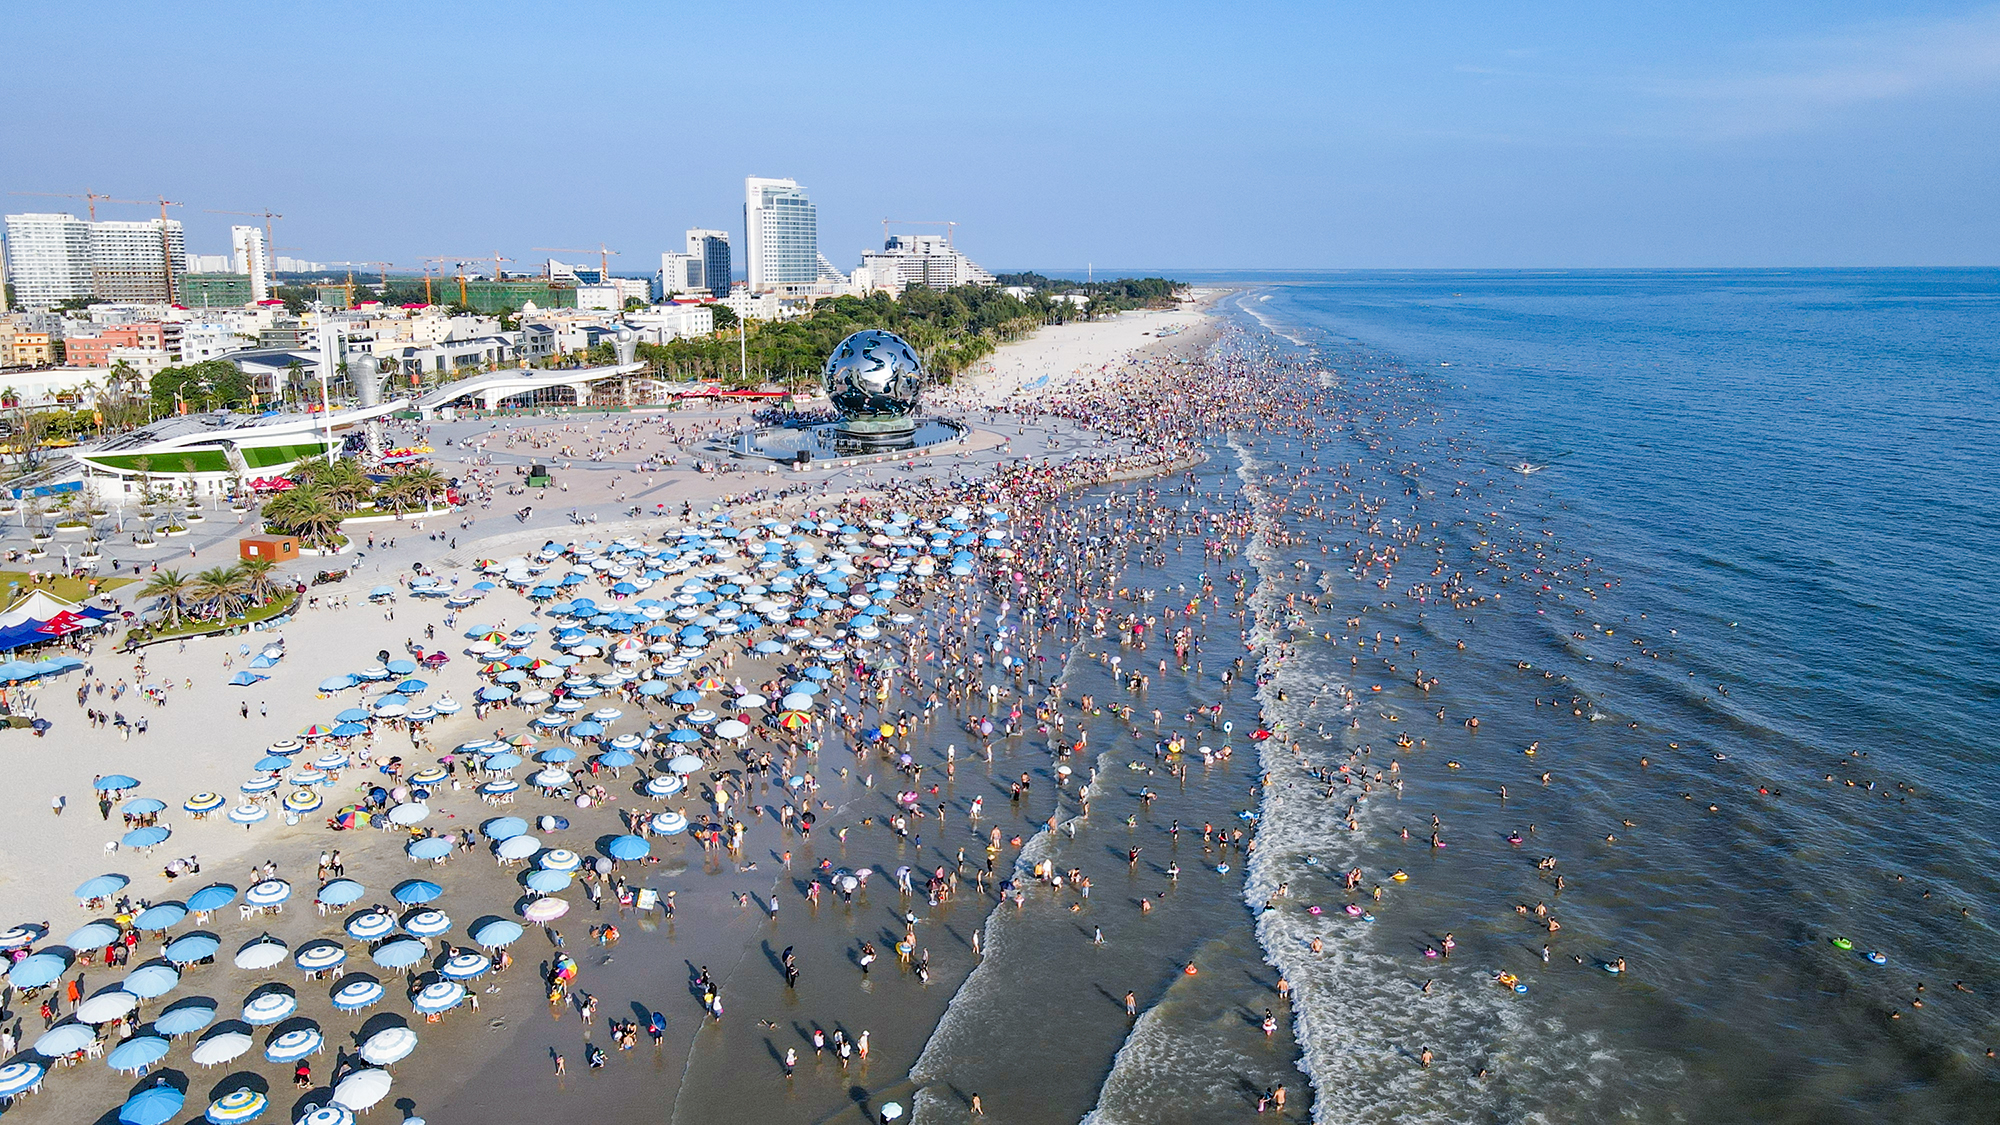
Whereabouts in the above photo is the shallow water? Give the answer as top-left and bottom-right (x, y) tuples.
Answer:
(912, 269), (2000, 1124)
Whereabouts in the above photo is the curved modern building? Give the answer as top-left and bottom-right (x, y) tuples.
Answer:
(410, 360), (647, 419)
(71, 401), (405, 500)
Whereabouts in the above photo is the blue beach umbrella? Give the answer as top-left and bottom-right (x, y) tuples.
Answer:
(317, 879), (365, 906)
(392, 880), (442, 904)
(471, 919), (524, 948)
(331, 976), (385, 1011)
(119, 1084), (184, 1125)
(370, 939), (426, 968)
(407, 837), (451, 861)
(34, 1022), (95, 1055)
(331, 722), (369, 737)
(69, 920), (121, 948)
(132, 902), (188, 931)
(9, 953), (66, 989)
(94, 775), (140, 791)
(123, 826), (171, 848)
(386, 659), (417, 675)
(163, 932), (221, 963)
(122, 963), (182, 998)
(666, 728), (701, 743)
(482, 816), (529, 840)
(524, 869), (571, 893)
(254, 755), (292, 771)
(186, 883), (239, 912)
(123, 797), (167, 815)
(153, 999), (216, 1036)
(604, 835), (650, 861)
(319, 674), (358, 692)
(106, 1035), (170, 1073)
(637, 680), (670, 695)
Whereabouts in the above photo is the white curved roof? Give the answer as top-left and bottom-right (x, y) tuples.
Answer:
(413, 362), (646, 411)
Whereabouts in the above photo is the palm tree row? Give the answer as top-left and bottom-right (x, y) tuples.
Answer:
(138, 557), (283, 628)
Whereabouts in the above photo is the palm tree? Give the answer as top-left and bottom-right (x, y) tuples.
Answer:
(141, 568), (195, 628)
(236, 556), (279, 604)
(397, 467), (446, 512)
(264, 485), (342, 551)
(191, 566), (250, 620)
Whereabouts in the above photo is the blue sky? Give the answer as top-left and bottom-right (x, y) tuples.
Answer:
(4, 1), (1996, 271)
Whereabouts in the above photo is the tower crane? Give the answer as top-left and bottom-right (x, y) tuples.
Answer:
(531, 244), (619, 281)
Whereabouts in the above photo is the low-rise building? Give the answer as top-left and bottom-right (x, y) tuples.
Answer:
(64, 323), (168, 367)
(0, 326), (55, 369)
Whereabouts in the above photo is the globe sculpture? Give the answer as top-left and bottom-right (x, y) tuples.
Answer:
(823, 330), (924, 445)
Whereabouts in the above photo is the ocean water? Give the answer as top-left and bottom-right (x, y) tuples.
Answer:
(911, 269), (2000, 1123)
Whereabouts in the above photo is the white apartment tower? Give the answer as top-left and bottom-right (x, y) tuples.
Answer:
(658, 252), (702, 297)
(685, 228), (731, 298)
(89, 219), (186, 303)
(743, 177), (818, 293)
(231, 224), (271, 301)
(3, 213), (93, 309)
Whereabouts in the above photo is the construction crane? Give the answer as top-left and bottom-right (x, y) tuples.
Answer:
(531, 245), (619, 282)
(881, 219), (956, 246)
(202, 207), (282, 274)
(6, 190), (141, 221)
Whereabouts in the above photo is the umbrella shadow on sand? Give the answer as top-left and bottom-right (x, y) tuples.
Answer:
(356, 1011), (413, 1043)
(203, 1068), (270, 1103)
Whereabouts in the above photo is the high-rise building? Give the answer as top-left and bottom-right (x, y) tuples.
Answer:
(860, 234), (997, 295)
(659, 251), (702, 296)
(3, 213), (93, 309)
(686, 228), (731, 298)
(231, 224), (271, 301)
(89, 219), (186, 303)
(743, 177), (818, 292)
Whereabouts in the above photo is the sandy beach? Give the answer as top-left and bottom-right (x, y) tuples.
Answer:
(0, 300), (1248, 1125)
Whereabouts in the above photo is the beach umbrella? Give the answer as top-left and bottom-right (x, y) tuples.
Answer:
(77, 988), (141, 1024)
(106, 1035), (170, 1073)
(390, 876), (438, 900)
(495, 835), (541, 861)
(9, 952), (67, 989)
(524, 869), (571, 893)
(642, 774), (684, 798)
(801, 666), (833, 681)
(233, 938), (288, 970)
(69, 920), (121, 948)
(668, 753), (704, 774)
(297, 724), (335, 738)
(777, 710), (811, 730)
(294, 942), (346, 973)
(737, 693), (767, 708)
(317, 878), (365, 906)
(118, 1082), (182, 1125)
(607, 733), (643, 751)
(346, 911), (395, 940)
(183, 792), (226, 814)
(670, 689), (701, 705)
(332, 1068), (392, 1111)
(205, 1087), (268, 1123)
(650, 811), (688, 835)
(604, 835), (650, 861)
(254, 754), (292, 771)
(483, 751), (523, 769)
(568, 720), (604, 738)
(483, 817), (528, 841)
(538, 849), (580, 872)
(407, 837), (452, 861)
(245, 879), (292, 907)
(0, 1062), (45, 1100)
(687, 708), (718, 724)
(596, 749), (635, 768)
(189, 1029), (252, 1067)
(122, 797), (168, 815)
(781, 692), (815, 711)
(299, 1105), (355, 1125)
(665, 728), (700, 744)
(283, 788), (324, 813)
(531, 767), (571, 789)
(241, 989), (297, 1025)
(321, 674), (358, 692)
(34, 1022), (96, 1056)
(228, 804), (269, 825)
(479, 779), (520, 796)
(433, 696), (462, 715)
(331, 976), (386, 1011)
(121, 963), (181, 999)
(471, 919), (524, 948)
(360, 1025), (418, 1065)
(521, 897), (568, 922)
(715, 719), (750, 740)
(386, 803), (429, 826)
(163, 932), (221, 964)
(187, 883), (238, 912)
(536, 746), (577, 762)
(371, 939), (426, 969)
(94, 774), (140, 791)
(152, 999), (216, 1036)
(441, 950), (491, 980)
(402, 909), (451, 938)
(265, 1025), (323, 1063)
(637, 680), (669, 696)
(386, 659), (417, 675)
(76, 873), (129, 900)
(315, 752), (351, 770)
(329, 722), (369, 738)
(132, 902), (188, 931)
(411, 980), (465, 1015)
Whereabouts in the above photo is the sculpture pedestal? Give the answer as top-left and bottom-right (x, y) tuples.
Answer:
(834, 414), (918, 449)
